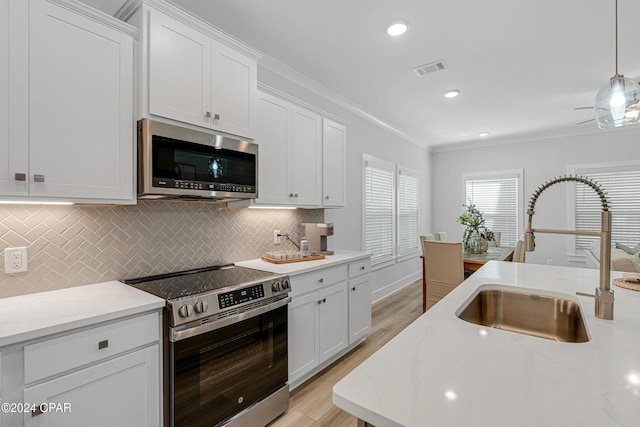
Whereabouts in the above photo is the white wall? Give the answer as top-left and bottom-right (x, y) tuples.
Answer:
(258, 67), (431, 300)
(431, 127), (640, 268)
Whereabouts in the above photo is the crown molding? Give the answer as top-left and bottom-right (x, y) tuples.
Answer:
(51, 0), (139, 38)
(116, 0), (263, 60)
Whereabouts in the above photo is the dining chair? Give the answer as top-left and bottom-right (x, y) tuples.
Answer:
(435, 231), (448, 241)
(422, 240), (464, 311)
(513, 238), (526, 263)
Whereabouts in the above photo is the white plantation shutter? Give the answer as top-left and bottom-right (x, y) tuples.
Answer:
(364, 155), (395, 264)
(398, 167), (419, 257)
(464, 172), (521, 247)
(573, 164), (640, 251)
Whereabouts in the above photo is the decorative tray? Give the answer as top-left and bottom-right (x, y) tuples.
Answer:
(612, 273), (640, 292)
(261, 252), (325, 264)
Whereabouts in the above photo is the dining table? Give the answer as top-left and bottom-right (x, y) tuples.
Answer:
(463, 245), (515, 272)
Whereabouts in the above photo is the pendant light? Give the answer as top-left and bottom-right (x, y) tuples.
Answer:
(594, 0), (640, 128)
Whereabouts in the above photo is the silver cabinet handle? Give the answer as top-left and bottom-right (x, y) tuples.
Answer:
(318, 278), (324, 283)
(32, 406), (44, 417)
(317, 300), (322, 305)
(294, 193), (299, 197)
(14, 173), (27, 182)
(289, 193), (294, 197)
(213, 113), (220, 120)
(34, 174), (45, 183)
(322, 298), (326, 303)
(325, 196), (329, 200)
(98, 340), (109, 350)
(352, 287), (356, 291)
(205, 111), (212, 118)
(361, 266), (365, 270)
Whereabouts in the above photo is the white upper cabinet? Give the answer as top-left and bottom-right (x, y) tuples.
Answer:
(0, 0), (137, 203)
(142, 1), (258, 139)
(322, 119), (347, 207)
(252, 92), (322, 207)
(254, 92), (289, 205)
(288, 105), (322, 206)
(149, 10), (211, 128)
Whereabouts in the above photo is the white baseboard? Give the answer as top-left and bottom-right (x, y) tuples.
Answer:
(371, 271), (421, 304)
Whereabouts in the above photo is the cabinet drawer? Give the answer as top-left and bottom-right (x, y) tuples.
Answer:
(348, 258), (371, 279)
(24, 312), (159, 384)
(290, 264), (348, 297)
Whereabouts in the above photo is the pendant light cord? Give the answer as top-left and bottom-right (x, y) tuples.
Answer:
(615, 0), (619, 76)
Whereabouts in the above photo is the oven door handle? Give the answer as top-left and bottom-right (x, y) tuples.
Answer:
(170, 296), (291, 342)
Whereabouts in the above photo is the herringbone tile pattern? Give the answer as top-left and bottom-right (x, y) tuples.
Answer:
(0, 201), (323, 298)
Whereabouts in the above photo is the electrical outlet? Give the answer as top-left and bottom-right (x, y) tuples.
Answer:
(4, 247), (28, 273)
(274, 230), (281, 245)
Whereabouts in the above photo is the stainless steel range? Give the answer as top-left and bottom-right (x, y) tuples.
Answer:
(124, 265), (291, 427)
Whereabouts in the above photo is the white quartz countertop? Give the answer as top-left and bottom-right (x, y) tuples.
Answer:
(235, 250), (370, 276)
(333, 261), (640, 426)
(0, 281), (165, 347)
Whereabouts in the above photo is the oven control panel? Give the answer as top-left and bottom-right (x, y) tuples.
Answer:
(218, 284), (265, 309)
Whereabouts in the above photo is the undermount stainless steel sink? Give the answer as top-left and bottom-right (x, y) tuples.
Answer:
(456, 285), (590, 343)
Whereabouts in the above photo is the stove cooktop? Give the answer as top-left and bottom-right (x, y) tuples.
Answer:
(123, 264), (283, 300)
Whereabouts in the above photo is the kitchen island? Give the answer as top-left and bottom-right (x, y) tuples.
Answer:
(333, 261), (640, 426)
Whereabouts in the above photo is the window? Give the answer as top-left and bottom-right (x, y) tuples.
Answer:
(397, 167), (420, 258)
(462, 170), (523, 247)
(363, 155), (420, 265)
(364, 155), (395, 264)
(570, 161), (640, 252)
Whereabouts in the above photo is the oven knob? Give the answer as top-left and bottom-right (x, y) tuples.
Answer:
(178, 304), (194, 318)
(271, 281), (281, 292)
(282, 279), (290, 289)
(194, 300), (208, 314)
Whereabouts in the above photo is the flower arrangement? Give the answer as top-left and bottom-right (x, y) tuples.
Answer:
(457, 203), (493, 253)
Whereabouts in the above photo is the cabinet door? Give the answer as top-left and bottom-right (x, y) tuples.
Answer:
(288, 291), (320, 384)
(322, 119), (347, 207)
(210, 42), (256, 138)
(255, 92), (289, 204)
(24, 345), (159, 427)
(148, 10), (211, 128)
(348, 275), (372, 344)
(0, 0), (28, 197)
(29, 0), (134, 201)
(287, 105), (321, 206)
(319, 281), (348, 363)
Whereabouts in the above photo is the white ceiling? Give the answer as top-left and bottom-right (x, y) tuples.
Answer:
(88, 0), (640, 149)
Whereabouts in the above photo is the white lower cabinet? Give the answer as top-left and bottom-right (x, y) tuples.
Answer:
(288, 256), (371, 388)
(24, 346), (159, 427)
(0, 311), (161, 427)
(348, 275), (372, 344)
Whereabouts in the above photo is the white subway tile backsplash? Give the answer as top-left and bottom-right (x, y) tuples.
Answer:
(0, 201), (322, 298)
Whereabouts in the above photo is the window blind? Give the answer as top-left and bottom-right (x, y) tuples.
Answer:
(574, 167), (640, 251)
(465, 176), (519, 247)
(398, 169), (419, 257)
(364, 158), (395, 264)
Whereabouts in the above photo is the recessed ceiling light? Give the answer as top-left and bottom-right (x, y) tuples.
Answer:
(478, 132), (490, 137)
(444, 89), (460, 98)
(386, 21), (408, 36)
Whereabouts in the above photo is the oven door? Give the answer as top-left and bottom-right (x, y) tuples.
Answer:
(170, 304), (288, 427)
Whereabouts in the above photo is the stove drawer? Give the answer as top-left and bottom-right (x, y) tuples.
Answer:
(24, 312), (159, 384)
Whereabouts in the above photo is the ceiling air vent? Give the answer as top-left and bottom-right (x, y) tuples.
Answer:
(412, 60), (449, 77)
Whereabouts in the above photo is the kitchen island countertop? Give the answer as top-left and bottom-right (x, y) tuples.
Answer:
(333, 261), (640, 426)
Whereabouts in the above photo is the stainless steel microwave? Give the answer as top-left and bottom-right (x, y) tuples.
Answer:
(137, 119), (258, 201)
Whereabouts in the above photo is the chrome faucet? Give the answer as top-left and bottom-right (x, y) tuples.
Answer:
(524, 175), (614, 320)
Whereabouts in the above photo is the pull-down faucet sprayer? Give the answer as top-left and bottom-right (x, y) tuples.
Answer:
(524, 175), (614, 320)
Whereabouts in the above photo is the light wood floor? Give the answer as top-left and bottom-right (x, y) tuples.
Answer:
(270, 279), (423, 427)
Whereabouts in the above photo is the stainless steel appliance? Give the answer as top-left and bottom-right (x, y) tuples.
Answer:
(137, 119), (258, 201)
(124, 265), (291, 427)
(301, 222), (334, 255)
